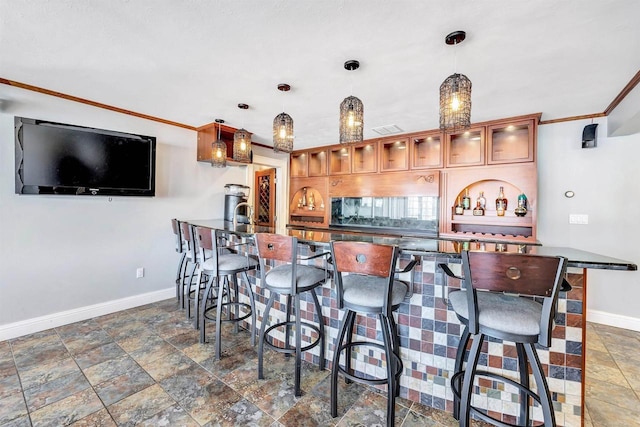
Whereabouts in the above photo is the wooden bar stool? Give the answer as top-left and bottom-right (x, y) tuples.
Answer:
(254, 233), (330, 397)
(440, 251), (568, 427)
(329, 241), (417, 427)
(194, 226), (258, 359)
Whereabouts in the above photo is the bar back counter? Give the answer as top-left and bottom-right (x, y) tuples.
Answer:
(183, 219), (636, 427)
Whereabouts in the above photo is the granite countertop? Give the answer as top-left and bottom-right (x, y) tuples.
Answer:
(184, 219), (637, 271)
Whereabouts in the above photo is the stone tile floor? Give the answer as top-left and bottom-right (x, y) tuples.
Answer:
(0, 298), (638, 426)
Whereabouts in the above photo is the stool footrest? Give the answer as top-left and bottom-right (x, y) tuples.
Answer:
(263, 320), (323, 354)
(451, 370), (543, 427)
(203, 301), (252, 323)
(335, 341), (403, 386)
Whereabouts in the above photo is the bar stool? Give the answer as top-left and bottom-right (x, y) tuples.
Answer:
(171, 219), (188, 304)
(179, 221), (202, 316)
(194, 226), (258, 359)
(329, 241), (417, 427)
(254, 233), (330, 397)
(440, 251), (567, 427)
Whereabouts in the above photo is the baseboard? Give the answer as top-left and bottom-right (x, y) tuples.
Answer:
(0, 288), (175, 341)
(588, 309), (640, 332)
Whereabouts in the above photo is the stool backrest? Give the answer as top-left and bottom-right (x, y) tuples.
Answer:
(461, 250), (568, 346)
(330, 241), (400, 313)
(171, 218), (184, 253)
(254, 233), (297, 263)
(180, 221), (197, 261)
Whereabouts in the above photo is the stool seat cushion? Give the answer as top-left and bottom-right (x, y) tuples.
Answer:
(202, 254), (257, 273)
(449, 290), (542, 337)
(264, 264), (326, 291)
(342, 275), (408, 309)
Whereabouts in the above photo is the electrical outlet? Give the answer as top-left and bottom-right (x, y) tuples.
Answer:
(136, 267), (144, 278)
(569, 214), (589, 225)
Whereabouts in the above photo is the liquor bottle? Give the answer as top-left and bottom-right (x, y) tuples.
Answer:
(462, 188), (471, 210)
(496, 186), (507, 216)
(477, 191), (486, 210)
(454, 197), (464, 215)
(473, 201), (485, 216)
(515, 193), (528, 217)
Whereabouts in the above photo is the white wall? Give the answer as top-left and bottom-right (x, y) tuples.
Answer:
(537, 118), (640, 328)
(0, 86), (249, 335)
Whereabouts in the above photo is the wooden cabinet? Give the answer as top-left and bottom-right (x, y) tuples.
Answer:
(487, 119), (535, 164)
(445, 126), (485, 167)
(329, 146), (352, 175)
(290, 152), (308, 177)
(289, 113), (540, 242)
(196, 123), (252, 165)
(380, 138), (408, 171)
(352, 141), (378, 173)
(289, 177), (328, 226)
(309, 149), (328, 176)
(411, 132), (442, 169)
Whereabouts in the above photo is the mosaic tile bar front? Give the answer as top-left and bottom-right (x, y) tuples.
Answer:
(223, 238), (585, 427)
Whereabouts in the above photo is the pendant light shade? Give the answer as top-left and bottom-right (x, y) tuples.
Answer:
(273, 83), (294, 153)
(439, 31), (472, 132)
(273, 112), (294, 153)
(233, 103), (251, 162)
(339, 60), (363, 145)
(211, 119), (227, 168)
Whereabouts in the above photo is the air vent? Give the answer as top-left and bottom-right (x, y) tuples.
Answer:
(371, 124), (403, 135)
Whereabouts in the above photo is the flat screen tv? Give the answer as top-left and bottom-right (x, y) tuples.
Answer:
(15, 117), (156, 196)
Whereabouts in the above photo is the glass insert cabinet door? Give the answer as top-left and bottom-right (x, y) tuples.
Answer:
(330, 196), (438, 235)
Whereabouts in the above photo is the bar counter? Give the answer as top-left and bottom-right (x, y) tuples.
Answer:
(184, 219), (636, 426)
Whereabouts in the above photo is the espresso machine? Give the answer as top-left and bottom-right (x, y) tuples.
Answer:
(224, 184), (251, 224)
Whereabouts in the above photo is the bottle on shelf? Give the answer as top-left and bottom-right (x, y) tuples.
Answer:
(301, 187), (307, 207)
(462, 188), (471, 210)
(473, 201), (485, 216)
(455, 197), (464, 215)
(477, 191), (486, 210)
(496, 186), (508, 216)
(515, 193), (528, 217)
(308, 191), (315, 210)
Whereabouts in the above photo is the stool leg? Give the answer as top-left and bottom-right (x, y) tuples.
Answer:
(294, 293), (302, 397)
(459, 333), (484, 427)
(524, 343), (556, 427)
(516, 343), (530, 425)
(387, 312), (402, 397)
(453, 326), (470, 420)
(242, 271), (257, 347)
(285, 294), (293, 357)
(193, 269), (205, 329)
(331, 309), (355, 418)
(231, 274), (239, 334)
(258, 292), (276, 380)
(199, 274), (216, 343)
(176, 252), (186, 301)
(215, 276), (229, 360)
(310, 288), (326, 370)
(379, 313), (396, 427)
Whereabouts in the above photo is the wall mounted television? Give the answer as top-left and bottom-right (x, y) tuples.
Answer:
(15, 117), (156, 196)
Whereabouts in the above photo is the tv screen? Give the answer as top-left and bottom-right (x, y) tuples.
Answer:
(15, 117), (156, 196)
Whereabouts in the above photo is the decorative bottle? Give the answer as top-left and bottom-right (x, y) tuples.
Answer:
(496, 186), (507, 216)
(473, 201), (485, 216)
(454, 197), (464, 215)
(515, 193), (528, 217)
(462, 188), (471, 210)
(477, 191), (486, 210)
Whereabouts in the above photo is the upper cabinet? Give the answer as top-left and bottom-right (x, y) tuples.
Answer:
(329, 146), (352, 175)
(380, 138), (408, 172)
(411, 132), (442, 169)
(290, 152), (308, 177)
(309, 149), (328, 176)
(352, 141), (378, 173)
(487, 118), (536, 164)
(196, 123), (252, 165)
(445, 126), (485, 167)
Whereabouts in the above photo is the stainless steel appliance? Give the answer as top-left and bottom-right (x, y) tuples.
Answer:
(224, 184), (251, 224)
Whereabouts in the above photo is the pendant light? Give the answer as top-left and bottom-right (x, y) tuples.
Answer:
(339, 60), (364, 145)
(233, 103), (251, 162)
(439, 31), (472, 133)
(211, 118), (227, 168)
(273, 83), (294, 153)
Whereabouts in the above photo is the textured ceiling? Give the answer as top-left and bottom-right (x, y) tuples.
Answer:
(1, 0), (639, 149)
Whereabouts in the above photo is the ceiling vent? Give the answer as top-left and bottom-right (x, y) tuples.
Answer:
(371, 124), (403, 135)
